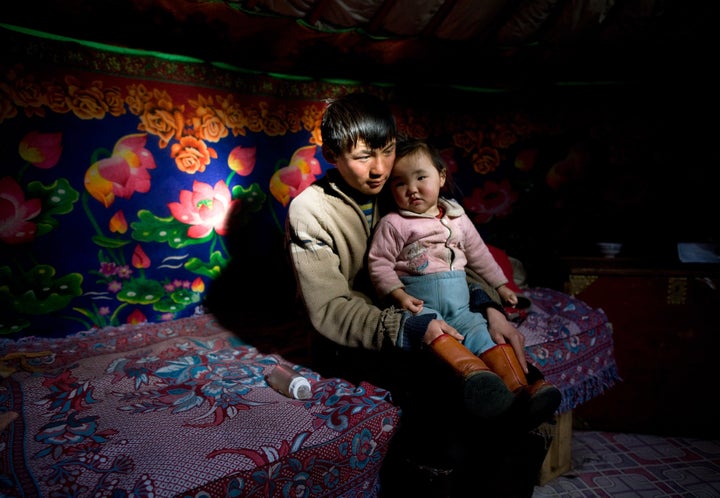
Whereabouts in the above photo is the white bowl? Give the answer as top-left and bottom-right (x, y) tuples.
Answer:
(597, 242), (622, 258)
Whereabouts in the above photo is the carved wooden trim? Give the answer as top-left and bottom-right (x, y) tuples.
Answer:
(568, 275), (598, 296)
(667, 277), (687, 305)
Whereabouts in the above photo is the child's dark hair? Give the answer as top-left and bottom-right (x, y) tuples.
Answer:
(395, 136), (461, 200)
(320, 93), (397, 162)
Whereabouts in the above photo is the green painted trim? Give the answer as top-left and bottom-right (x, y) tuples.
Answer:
(209, 62), (264, 76)
(0, 22), (631, 92)
(447, 85), (512, 93)
(554, 81), (629, 87)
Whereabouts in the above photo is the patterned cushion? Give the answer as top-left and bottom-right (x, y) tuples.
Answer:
(520, 287), (620, 414)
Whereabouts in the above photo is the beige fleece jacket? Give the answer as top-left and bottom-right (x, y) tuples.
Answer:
(285, 169), (502, 351)
(285, 170), (403, 351)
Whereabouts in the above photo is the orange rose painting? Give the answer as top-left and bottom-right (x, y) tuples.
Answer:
(170, 136), (218, 174)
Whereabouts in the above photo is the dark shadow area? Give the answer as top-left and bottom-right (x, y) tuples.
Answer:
(203, 202), (310, 364)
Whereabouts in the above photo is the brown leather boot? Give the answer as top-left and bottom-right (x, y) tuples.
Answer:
(480, 344), (562, 428)
(428, 334), (515, 419)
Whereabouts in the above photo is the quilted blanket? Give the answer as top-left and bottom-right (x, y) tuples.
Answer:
(0, 287), (618, 496)
(519, 287), (620, 414)
(0, 315), (400, 497)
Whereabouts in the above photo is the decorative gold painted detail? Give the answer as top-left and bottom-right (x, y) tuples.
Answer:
(667, 277), (687, 305)
(568, 275), (598, 296)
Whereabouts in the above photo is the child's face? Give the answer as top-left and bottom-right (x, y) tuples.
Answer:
(389, 151), (446, 215)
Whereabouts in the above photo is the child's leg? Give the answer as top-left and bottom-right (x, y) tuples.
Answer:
(480, 344), (562, 428)
(427, 334), (514, 419)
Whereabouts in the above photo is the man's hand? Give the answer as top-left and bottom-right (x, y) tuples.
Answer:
(486, 307), (528, 373)
(422, 319), (464, 345)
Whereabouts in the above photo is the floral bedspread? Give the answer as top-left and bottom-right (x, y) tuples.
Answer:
(519, 287), (620, 414)
(0, 288), (618, 496)
(0, 315), (400, 497)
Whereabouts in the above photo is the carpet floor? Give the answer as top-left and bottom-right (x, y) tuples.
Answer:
(533, 430), (720, 497)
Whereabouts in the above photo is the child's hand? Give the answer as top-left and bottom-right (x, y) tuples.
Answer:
(390, 288), (424, 314)
(497, 284), (518, 307)
(402, 295), (424, 314)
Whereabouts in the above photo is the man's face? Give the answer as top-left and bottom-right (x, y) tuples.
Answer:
(334, 139), (396, 196)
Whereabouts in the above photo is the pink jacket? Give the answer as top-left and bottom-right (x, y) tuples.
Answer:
(368, 198), (508, 297)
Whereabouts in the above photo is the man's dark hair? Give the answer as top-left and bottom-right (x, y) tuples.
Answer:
(320, 92), (397, 162)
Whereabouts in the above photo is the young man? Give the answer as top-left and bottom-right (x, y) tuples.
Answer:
(285, 92), (550, 496)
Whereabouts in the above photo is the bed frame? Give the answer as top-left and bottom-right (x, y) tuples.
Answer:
(0, 287), (617, 495)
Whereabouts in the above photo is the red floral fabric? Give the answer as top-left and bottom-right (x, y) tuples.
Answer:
(519, 287), (620, 413)
(0, 315), (400, 497)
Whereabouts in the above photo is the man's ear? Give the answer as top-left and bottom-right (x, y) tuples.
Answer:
(321, 145), (336, 164)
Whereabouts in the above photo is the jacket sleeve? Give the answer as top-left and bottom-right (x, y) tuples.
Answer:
(459, 214), (508, 289)
(285, 189), (403, 351)
(367, 217), (406, 298)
